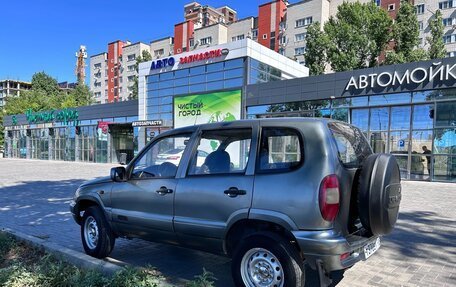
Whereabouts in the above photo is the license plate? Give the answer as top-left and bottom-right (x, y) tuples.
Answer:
(364, 238), (381, 259)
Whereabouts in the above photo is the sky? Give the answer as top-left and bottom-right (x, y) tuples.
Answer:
(0, 0), (292, 84)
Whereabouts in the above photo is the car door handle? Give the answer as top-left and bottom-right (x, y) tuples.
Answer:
(224, 187), (247, 198)
(156, 186), (173, 195)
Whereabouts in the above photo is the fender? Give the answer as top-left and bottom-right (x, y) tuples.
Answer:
(248, 208), (299, 231)
(74, 194), (112, 224)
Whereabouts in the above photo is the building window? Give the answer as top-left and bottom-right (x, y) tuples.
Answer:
(443, 34), (456, 43)
(376, 0), (381, 6)
(262, 34), (268, 39)
(295, 33), (306, 42)
(280, 36), (287, 45)
(189, 38), (195, 47)
(200, 36), (212, 45)
(127, 76), (135, 82)
(231, 34), (245, 42)
(94, 82), (101, 87)
(419, 21), (424, 30)
(127, 65), (136, 72)
(415, 4), (425, 14)
(295, 17), (313, 28)
(94, 63), (101, 69)
(279, 48), (285, 55)
(295, 47), (306, 55)
(388, 4), (395, 10)
(252, 29), (258, 39)
(154, 49), (164, 57)
(439, 0), (456, 9)
(127, 54), (136, 62)
(94, 92), (101, 98)
(443, 18), (453, 26)
(448, 51), (456, 57)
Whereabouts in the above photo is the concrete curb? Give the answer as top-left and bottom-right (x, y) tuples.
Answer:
(1, 227), (123, 275)
(1, 228), (175, 286)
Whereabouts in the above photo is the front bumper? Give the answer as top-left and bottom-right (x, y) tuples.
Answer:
(69, 200), (81, 225)
(292, 229), (379, 271)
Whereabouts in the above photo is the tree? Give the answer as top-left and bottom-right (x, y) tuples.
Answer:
(304, 22), (328, 75)
(30, 72), (60, 97)
(427, 9), (446, 59)
(394, 0), (419, 58)
(67, 83), (93, 107)
(4, 72), (92, 116)
(323, 2), (392, 71)
(385, 0), (428, 64)
(130, 50), (153, 100)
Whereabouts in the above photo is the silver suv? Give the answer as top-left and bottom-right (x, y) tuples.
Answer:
(70, 118), (401, 287)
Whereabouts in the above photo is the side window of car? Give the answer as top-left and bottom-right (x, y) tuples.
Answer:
(131, 133), (192, 179)
(258, 127), (303, 172)
(188, 128), (252, 175)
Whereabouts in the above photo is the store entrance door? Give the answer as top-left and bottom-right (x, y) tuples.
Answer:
(110, 124), (134, 164)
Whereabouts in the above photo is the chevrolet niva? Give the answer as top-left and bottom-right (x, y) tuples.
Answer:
(70, 118), (401, 287)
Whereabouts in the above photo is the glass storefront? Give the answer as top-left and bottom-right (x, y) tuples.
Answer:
(5, 115), (139, 164)
(247, 89), (456, 182)
(146, 58), (245, 124)
(53, 127), (75, 161)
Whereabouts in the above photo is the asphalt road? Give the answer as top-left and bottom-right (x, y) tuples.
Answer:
(0, 158), (455, 286)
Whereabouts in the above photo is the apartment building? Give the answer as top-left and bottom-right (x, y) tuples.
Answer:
(0, 80), (31, 108)
(415, 0), (456, 56)
(90, 52), (108, 104)
(150, 37), (174, 59)
(90, 0), (456, 102)
(89, 41), (150, 104)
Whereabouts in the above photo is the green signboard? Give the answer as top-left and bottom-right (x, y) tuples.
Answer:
(174, 90), (241, 128)
(24, 108), (79, 125)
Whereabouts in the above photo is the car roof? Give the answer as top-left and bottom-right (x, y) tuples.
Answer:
(170, 117), (334, 133)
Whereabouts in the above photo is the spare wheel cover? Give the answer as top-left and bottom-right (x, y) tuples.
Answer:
(359, 154), (402, 236)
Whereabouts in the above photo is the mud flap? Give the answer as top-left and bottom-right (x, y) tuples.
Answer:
(316, 259), (332, 287)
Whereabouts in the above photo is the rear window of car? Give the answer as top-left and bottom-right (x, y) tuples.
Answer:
(257, 127), (304, 172)
(328, 122), (372, 168)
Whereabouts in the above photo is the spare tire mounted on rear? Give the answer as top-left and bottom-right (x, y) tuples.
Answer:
(358, 153), (402, 236)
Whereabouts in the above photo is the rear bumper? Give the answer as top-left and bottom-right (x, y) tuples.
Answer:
(292, 229), (379, 271)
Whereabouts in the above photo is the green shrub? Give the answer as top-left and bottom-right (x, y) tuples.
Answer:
(111, 266), (161, 287)
(186, 268), (217, 287)
(0, 232), (216, 287)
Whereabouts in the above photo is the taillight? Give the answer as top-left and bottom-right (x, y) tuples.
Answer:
(319, 174), (340, 221)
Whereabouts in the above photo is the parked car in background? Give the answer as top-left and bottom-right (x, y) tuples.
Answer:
(156, 147), (208, 166)
(70, 118), (401, 287)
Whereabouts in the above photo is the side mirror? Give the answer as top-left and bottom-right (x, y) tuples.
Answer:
(110, 166), (127, 182)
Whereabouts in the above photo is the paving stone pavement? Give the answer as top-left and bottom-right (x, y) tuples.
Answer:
(0, 158), (455, 286)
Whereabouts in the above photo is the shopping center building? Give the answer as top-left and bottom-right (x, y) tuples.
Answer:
(3, 40), (456, 181)
(3, 39), (307, 164)
(3, 101), (139, 164)
(246, 58), (456, 182)
(136, 39), (308, 149)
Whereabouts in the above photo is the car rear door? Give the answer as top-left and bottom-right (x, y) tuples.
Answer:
(174, 122), (258, 252)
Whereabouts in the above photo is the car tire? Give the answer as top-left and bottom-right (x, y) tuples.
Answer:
(231, 234), (305, 287)
(358, 153), (402, 236)
(81, 206), (115, 258)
